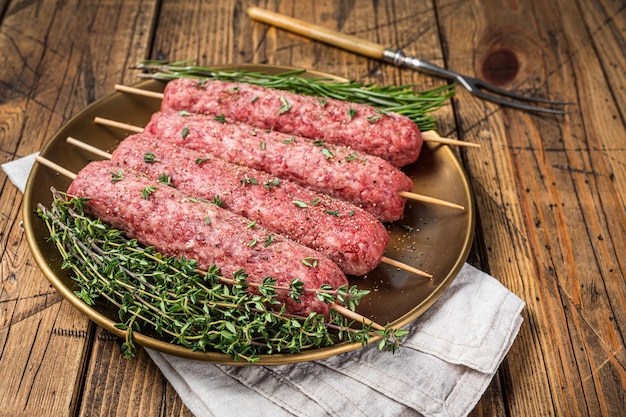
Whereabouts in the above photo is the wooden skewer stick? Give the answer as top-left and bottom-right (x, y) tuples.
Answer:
(65, 136), (434, 279)
(113, 84), (479, 147)
(93, 117), (143, 133)
(331, 303), (385, 330)
(381, 256), (432, 278)
(398, 191), (464, 210)
(422, 131), (481, 148)
(93, 116), (465, 211)
(35, 156), (77, 180)
(66, 137), (112, 159)
(115, 84), (164, 99)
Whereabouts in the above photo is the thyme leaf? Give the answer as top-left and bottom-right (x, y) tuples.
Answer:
(142, 186), (157, 199)
(302, 257), (318, 268)
(240, 175), (258, 186)
(263, 178), (279, 190)
(144, 152), (158, 163)
(157, 173), (172, 186)
(111, 170), (124, 183)
(278, 96), (291, 114)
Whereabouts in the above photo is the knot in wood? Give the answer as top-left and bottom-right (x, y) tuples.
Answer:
(481, 49), (519, 86)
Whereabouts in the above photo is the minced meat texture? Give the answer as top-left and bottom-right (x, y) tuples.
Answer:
(161, 78), (423, 167)
(67, 160), (348, 317)
(110, 133), (389, 276)
(144, 111), (413, 222)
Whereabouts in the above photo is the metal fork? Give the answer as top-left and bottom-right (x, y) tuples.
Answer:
(382, 49), (569, 114)
(248, 7), (570, 115)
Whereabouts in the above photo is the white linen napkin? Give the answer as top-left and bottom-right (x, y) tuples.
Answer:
(2, 152), (39, 194)
(4, 153), (525, 417)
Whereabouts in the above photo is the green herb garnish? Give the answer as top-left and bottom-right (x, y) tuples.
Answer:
(278, 96), (291, 114)
(133, 60), (454, 131)
(141, 185), (157, 199)
(38, 190), (408, 363)
(240, 175), (258, 186)
(157, 173), (172, 186)
(111, 170), (124, 183)
(302, 257), (318, 268)
(211, 195), (225, 207)
(263, 178), (279, 190)
(143, 152), (158, 163)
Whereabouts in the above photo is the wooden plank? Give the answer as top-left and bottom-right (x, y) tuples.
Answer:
(0, 0), (158, 415)
(575, 0), (626, 113)
(434, 0), (626, 416)
(78, 328), (193, 417)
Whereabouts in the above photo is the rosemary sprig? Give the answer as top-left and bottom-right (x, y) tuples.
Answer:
(38, 190), (408, 363)
(132, 60), (454, 131)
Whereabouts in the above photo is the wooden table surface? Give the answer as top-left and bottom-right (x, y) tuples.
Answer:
(1, 0), (624, 416)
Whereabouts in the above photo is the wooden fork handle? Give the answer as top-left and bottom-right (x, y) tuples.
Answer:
(247, 7), (386, 60)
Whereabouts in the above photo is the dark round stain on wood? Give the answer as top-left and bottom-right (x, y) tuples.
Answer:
(481, 49), (519, 85)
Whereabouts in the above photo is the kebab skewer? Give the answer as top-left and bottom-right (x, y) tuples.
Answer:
(69, 133), (394, 276)
(94, 112), (464, 222)
(37, 148), (433, 278)
(115, 83), (479, 153)
(159, 78), (481, 167)
(64, 160), (353, 317)
(37, 158), (409, 361)
(161, 78), (422, 167)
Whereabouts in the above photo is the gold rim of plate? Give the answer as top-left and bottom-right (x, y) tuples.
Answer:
(22, 64), (475, 366)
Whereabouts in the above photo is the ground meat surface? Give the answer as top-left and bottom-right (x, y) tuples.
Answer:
(144, 111), (413, 222)
(67, 160), (348, 317)
(110, 133), (389, 275)
(161, 78), (423, 167)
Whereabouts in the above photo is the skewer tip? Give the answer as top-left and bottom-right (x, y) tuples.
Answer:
(399, 191), (464, 210)
(422, 131), (481, 148)
(35, 155), (77, 180)
(114, 84), (164, 100)
(381, 256), (432, 279)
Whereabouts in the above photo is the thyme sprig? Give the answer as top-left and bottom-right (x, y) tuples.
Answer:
(132, 60), (454, 131)
(38, 190), (408, 363)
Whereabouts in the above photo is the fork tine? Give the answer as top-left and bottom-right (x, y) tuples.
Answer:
(471, 77), (572, 105)
(469, 87), (568, 114)
(382, 51), (571, 113)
